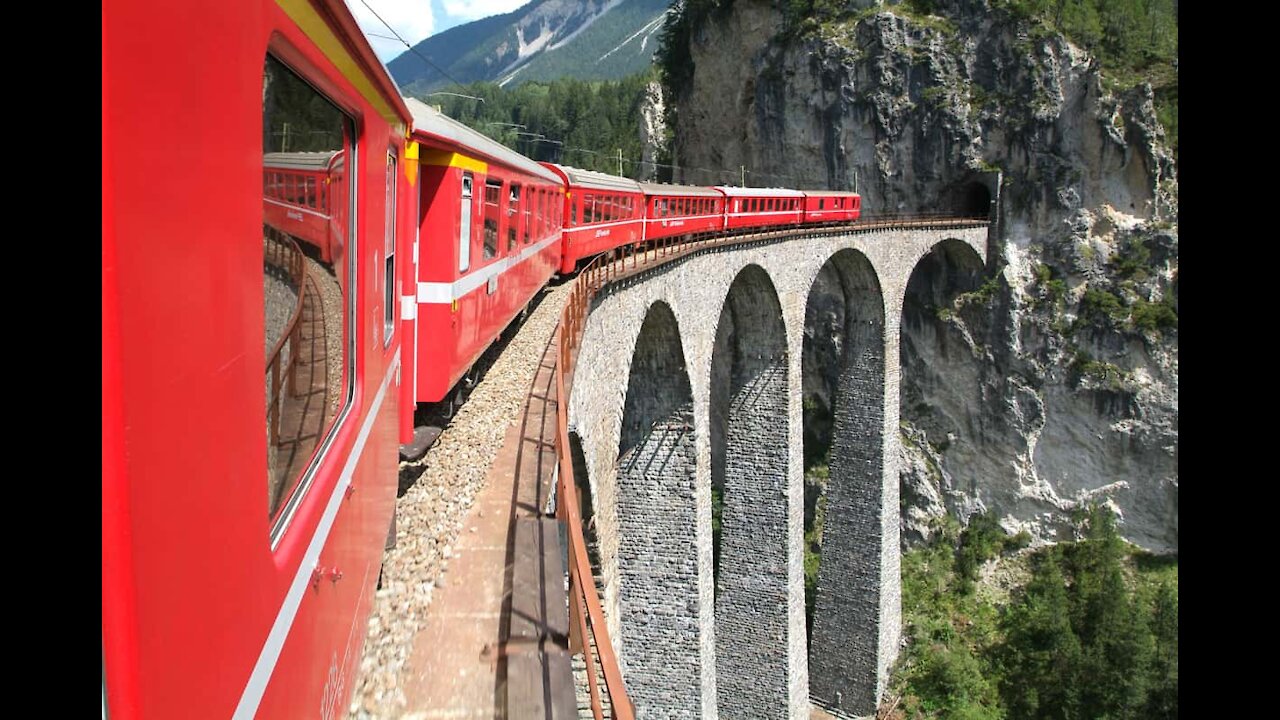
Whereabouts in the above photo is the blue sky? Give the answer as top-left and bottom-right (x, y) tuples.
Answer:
(348, 0), (533, 63)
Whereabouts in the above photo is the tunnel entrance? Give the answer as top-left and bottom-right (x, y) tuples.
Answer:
(957, 181), (992, 219)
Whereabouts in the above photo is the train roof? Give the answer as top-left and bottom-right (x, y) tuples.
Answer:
(713, 186), (806, 198)
(405, 98), (560, 184)
(801, 189), (861, 197)
(263, 151), (341, 170)
(636, 181), (723, 198)
(541, 164), (643, 193)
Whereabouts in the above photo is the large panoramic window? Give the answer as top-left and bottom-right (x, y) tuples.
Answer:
(261, 54), (355, 533)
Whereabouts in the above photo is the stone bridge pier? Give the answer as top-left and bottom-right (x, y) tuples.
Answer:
(568, 227), (989, 719)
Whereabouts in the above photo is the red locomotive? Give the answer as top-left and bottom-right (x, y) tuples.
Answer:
(102, 1), (863, 715)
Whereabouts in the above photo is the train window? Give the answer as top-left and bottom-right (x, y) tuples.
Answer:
(532, 188), (541, 239)
(484, 179), (501, 260)
(819, 198), (825, 210)
(384, 151), (396, 347)
(508, 184), (520, 252)
(460, 173), (473, 272)
(523, 186), (533, 244)
(570, 196), (578, 227)
(262, 54), (354, 533)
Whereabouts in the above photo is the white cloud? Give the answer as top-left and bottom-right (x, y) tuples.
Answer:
(439, 0), (529, 22)
(347, 0), (436, 63)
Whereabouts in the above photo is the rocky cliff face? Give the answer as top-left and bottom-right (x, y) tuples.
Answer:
(637, 80), (669, 181)
(668, 0), (1178, 553)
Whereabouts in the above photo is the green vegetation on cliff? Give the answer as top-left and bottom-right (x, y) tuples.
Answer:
(419, 70), (661, 177)
(657, 0), (1177, 158)
(887, 505), (1178, 719)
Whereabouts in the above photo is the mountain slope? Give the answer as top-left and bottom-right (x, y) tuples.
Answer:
(390, 0), (669, 94)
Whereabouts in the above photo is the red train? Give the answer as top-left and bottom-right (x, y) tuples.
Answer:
(105, 1), (409, 717)
(102, 1), (861, 716)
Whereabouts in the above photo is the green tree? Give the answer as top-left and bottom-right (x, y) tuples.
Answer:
(1144, 578), (1179, 717)
(998, 551), (1082, 718)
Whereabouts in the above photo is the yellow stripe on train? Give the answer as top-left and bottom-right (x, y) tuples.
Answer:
(420, 149), (488, 174)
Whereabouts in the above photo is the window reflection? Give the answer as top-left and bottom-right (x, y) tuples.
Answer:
(262, 54), (353, 524)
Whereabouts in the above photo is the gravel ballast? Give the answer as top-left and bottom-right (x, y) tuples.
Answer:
(348, 282), (571, 718)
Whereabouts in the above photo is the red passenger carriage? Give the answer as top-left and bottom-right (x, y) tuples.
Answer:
(717, 186), (806, 231)
(801, 190), (862, 224)
(541, 163), (645, 274)
(103, 0), (411, 717)
(639, 182), (726, 241)
(262, 151), (348, 262)
(405, 99), (565, 412)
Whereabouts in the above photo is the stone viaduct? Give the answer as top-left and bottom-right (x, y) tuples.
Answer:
(565, 225), (991, 719)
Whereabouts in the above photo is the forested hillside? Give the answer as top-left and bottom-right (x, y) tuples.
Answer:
(418, 71), (664, 177)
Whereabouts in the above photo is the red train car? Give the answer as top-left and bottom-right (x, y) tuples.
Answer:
(541, 163), (645, 274)
(103, 0), (411, 717)
(639, 182), (726, 241)
(406, 99), (565, 410)
(263, 151), (348, 262)
(716, 186), (806, 231)
(802, 190), (862, 224)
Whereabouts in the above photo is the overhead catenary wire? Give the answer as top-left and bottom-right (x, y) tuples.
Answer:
(355, 3), (834, 188)
(357, 0), (466, 89)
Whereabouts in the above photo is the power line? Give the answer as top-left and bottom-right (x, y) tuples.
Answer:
(357, 0), (465, 88)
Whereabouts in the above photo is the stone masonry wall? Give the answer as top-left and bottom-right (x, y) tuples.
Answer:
(617, 301), (702, 715)
(713, 267), (791, 720)
(568, 227), (988, 718)
(807, 250), (889, 717)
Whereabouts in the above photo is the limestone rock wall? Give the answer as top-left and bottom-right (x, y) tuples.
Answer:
(668, 0), (1178, 553)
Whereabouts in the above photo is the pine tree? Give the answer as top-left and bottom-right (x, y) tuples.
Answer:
(998, 550), (1082, 719)
(1144, 578), (1179, 718)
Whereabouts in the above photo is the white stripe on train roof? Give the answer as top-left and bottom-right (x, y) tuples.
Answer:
(418, 232), (560, 304)
(233, 357), (399, 719)
(714, 186), (806, 197)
